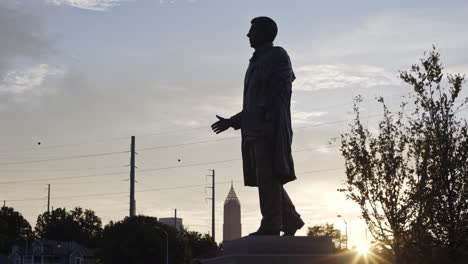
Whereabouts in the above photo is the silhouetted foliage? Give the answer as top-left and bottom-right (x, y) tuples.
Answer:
(340, 94), (412, 263)
(0, 206), (33, 253)
(368, 242), (394, 263)
(99, 216), (186, 264)
(340, 47), (468, 264)
(306, 223), (346, 250)
(181, 228), (218, 259)
(35, 207), (102, 248)
(400, 49), (468, 263)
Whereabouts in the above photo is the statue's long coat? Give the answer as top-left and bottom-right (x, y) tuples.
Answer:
(230, 45), (296, 187)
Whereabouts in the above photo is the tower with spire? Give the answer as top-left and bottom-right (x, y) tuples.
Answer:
(223, 181), (242, 241)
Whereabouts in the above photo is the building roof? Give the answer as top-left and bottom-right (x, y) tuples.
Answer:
(224, 181), (240, 205)
(38, 240), (95, 256)
(10, 240), (95, 257)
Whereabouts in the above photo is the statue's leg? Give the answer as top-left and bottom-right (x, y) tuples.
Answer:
(253, 138), (282, 234)
(281, 188), (304, 235)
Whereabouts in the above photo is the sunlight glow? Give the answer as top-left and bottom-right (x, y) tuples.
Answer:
(357, 244), (369, 255)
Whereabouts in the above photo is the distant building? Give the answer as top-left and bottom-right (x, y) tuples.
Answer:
(223, 182), (241, 241)
(159, 217), (183, 231)
(8, 240), (96, 264)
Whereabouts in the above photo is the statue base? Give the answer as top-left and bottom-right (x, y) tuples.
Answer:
(198, 236), (357, 264)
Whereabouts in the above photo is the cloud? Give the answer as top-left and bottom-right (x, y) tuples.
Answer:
(310, 9), (468, 66)
(313, 145), (334, 154)
(292, 110), (327, 126)
(0, 64), (65, 95)
(46, 0), (124, 11)
(0, 2), (60, 107)
(294, 64), (399, 92)
(0, 3), (50, 77)
(159, 0), (197, 4)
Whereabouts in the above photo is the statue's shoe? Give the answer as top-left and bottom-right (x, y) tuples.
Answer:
(249, 228), (281, 236)
(283, 217), (305, 236)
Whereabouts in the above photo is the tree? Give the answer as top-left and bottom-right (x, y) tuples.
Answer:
(70, 207), (103, 247)
(340, 95), (412, 263)
(99, 216), (186, 264)
(181, 228), (218, 259)
(400, 49), (468, 262)
(0, 206), (33, 253)
(340, 48), (468, 264)
(307, 223), (345, 250)
(35, 207), (102, 248)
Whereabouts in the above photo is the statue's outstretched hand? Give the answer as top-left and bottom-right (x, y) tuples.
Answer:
(211, 115), (230, 134)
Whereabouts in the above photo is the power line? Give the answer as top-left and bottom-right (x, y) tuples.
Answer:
(137, 136), (237, 151)
(138, 159), (240, 172)
(7, 103), (465, 185)
(4, 181), (236, 203)
(294, 144), (337, 153)
(0, 150), (129, 166)
(131, 120), (361, 154)
(0, 165), (127, 173)
(134, 110), (400, 154)
(0, 126), (210, 155)
(0, 131), (328, 167)
(0, 102), (427, 166)
(0, 136), (131, 154)
(0, 171), (128, 185)
(0, 126), (207, 155)
(0, 94), (410, 156)
(304, 91), (410, 112)
(135, 99), (405, 152)
(8, 180), (118, 186)
(4, 102), (458, 190)
(0, 143), (334, 178)
(0, 144), (339, 185)
(0, 159), (241, 185)
(299, 167), (344, 174)
(1, 93), (466, 161)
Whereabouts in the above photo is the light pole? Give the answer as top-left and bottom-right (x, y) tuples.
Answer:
(155, 227), (168, 264)
(337, 215), (348, 250)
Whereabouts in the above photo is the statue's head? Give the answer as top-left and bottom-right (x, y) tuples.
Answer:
(247, 16), (278, 48)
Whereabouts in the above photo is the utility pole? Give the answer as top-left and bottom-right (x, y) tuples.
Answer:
(47, 184), (51, 214)
(207, 169), (215, 242)
(338, 215), (348, 249)
(2, 200), (5, 207)
(174, 208), (177, 229)
(129, 136), (136, 217)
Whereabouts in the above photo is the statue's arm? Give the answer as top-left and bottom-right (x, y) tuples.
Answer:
(229, 111), (242, 130)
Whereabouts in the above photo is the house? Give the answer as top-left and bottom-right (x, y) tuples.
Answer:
(8, 240), (96, 264)
(0, 253), (9, 263)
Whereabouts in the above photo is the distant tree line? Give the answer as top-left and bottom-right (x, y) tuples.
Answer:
(306, 223), (346, 251)
(0, 205), (217, 263)
(340, 48), (468, 264)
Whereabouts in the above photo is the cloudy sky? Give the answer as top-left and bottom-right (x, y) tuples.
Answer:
(1, 0), (468, 247)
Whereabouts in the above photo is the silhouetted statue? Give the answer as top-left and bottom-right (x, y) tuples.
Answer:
(211, 17), (304, 236)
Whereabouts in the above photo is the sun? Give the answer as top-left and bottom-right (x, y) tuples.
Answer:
(357, 244), (369, 255)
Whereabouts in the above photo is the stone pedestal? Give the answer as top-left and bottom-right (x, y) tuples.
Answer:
(199, 236), (355, 264)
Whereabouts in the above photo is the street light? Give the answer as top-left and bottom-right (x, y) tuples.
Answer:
(337, 215), (348, 250)
(155, 227), (169, 264)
